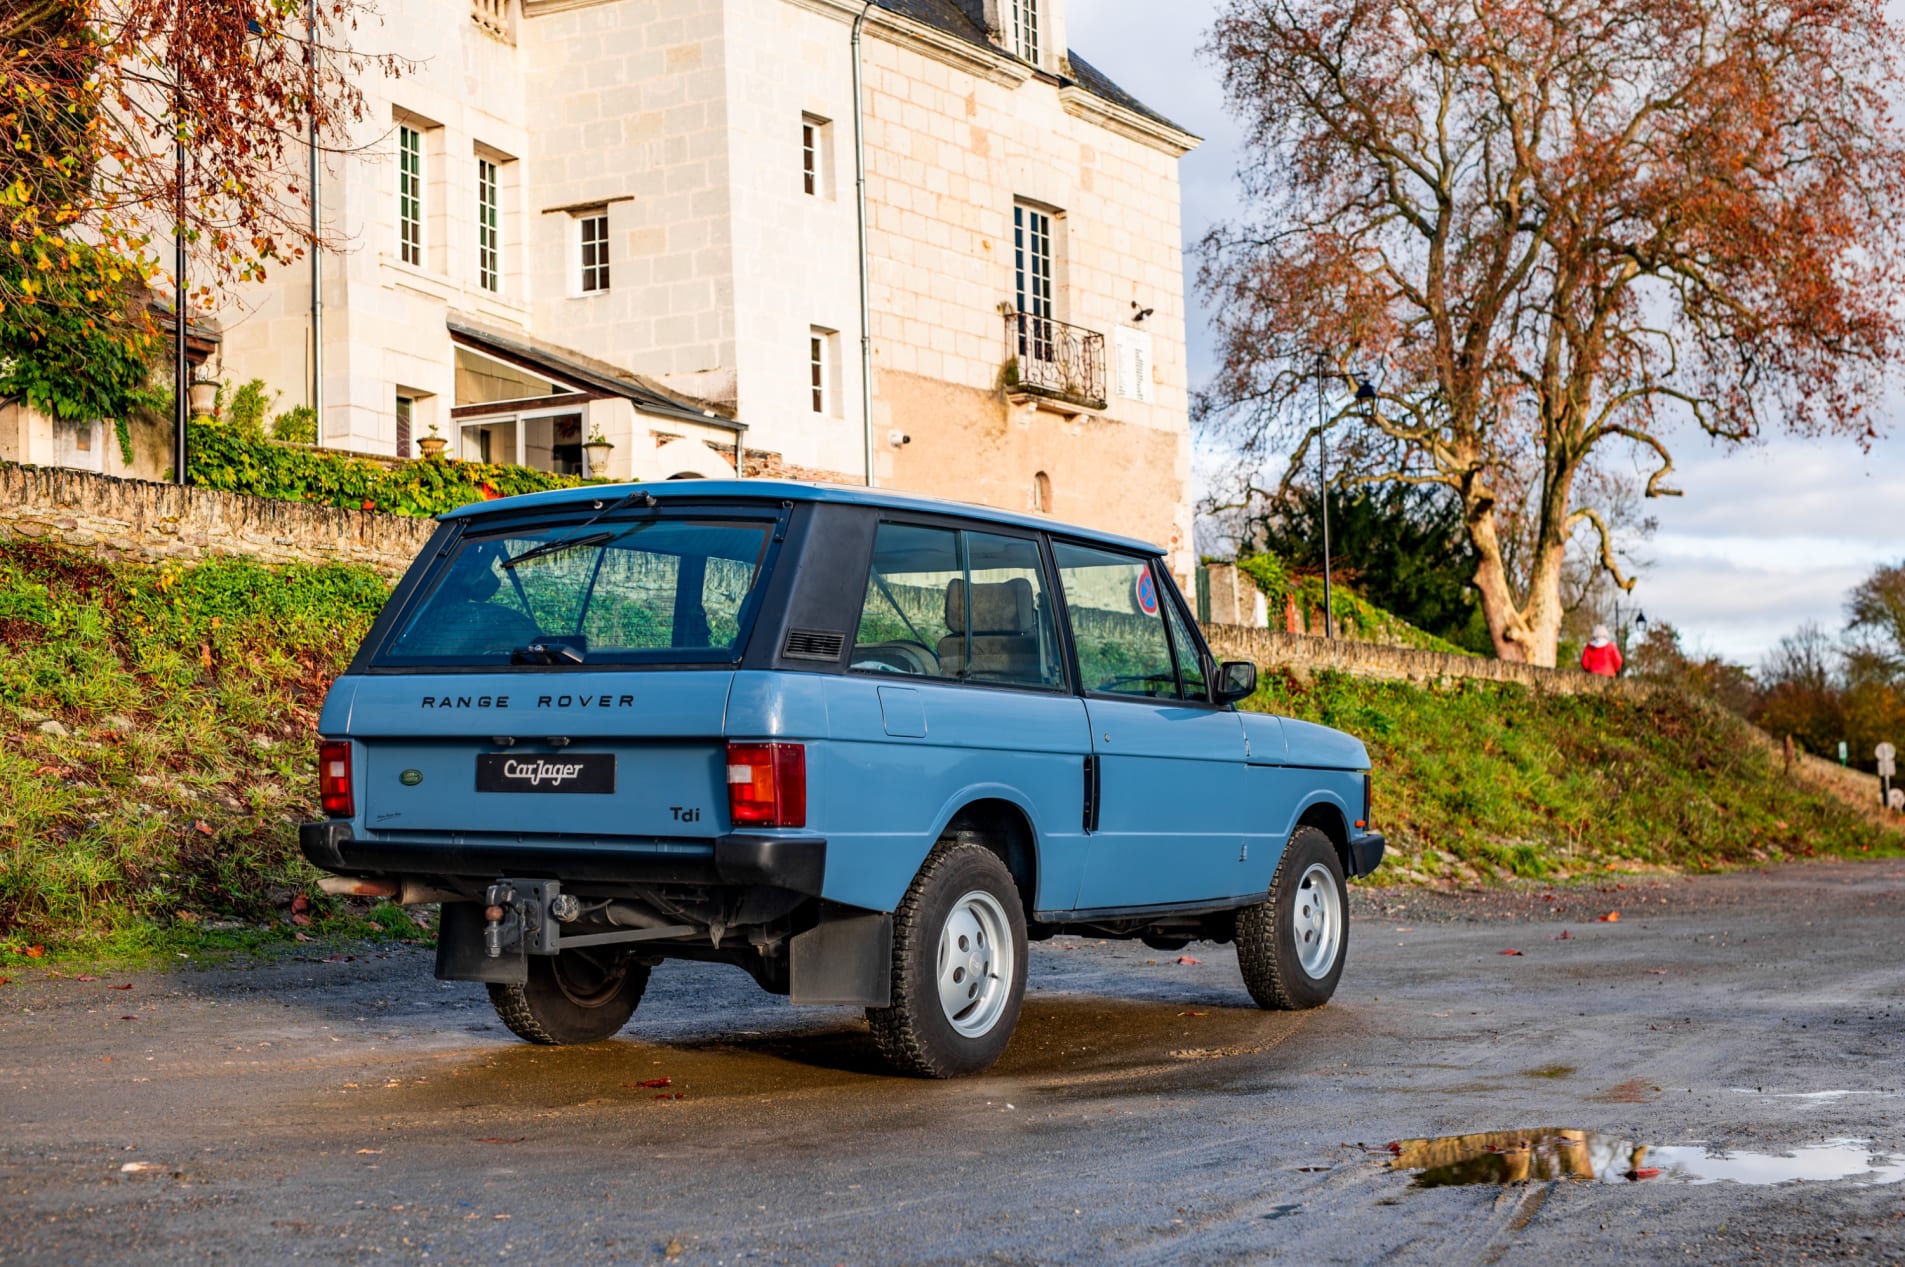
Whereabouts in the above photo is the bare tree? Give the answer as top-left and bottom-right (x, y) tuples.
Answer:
(1198, 0), (1905, 664)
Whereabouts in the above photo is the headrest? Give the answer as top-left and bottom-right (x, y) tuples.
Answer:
(945, 578), (1035, 635)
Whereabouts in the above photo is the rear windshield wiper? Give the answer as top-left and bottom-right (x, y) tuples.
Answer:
(500, 488), (658, 571)
(501, 531), (615, 571)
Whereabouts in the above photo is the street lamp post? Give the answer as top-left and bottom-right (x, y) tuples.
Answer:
(1314, 352), (1334, 639)
(172, 0), (187, 486)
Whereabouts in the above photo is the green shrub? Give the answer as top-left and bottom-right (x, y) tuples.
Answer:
(185, 419), (588, 516)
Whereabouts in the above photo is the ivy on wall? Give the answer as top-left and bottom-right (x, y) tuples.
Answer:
(184, 421), (589, 517)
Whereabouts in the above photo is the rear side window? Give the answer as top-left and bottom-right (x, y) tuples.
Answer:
(1053, 542), (1186, 699)
(377, 518), (772, 667)
(850, 522), (1064, 689)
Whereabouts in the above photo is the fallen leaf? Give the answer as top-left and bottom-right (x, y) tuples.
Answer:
(1175, 955), (1201, 966)
(1599, 912), (1620, 923)
(355, 1149), (382, 1155)
(24, 945), (44, 959)
(474, 1137), (525, 1144)
(0, 977), (10, 986)
(1624, 1167), (1661, 1181)
(119, 1015), (139, 1021)
(293, 932), (313, 942)
(290, 894), (310, 914)
(634, 1077), (671, 1089)
(1645, 969), (1668, 975)
(75, 973), (97, 982)
(193, 821), (214, 837)
(1498, 948), (1524, 956)
(291, 913), (313, 927)
(1553, 930), (1573, 940)
(1176, 1010), (1207, 1017)
(664, 1239), (684, 1258)
(109, 983), (132, 990)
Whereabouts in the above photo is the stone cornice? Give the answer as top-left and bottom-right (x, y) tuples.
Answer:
(1056, 85), (1200, 158)
(782, 0), (1032, 89)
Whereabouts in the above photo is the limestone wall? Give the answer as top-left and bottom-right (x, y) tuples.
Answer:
(1201, 623), (1656, 700)
(0, 465), (435, 575)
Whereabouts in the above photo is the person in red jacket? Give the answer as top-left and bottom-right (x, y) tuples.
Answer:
(1581, 624), (1623, 676)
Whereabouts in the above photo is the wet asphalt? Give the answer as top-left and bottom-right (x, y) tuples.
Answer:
(1, 860), (1903, 1265)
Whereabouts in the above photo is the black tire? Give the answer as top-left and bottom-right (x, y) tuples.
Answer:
(1237, 826), (1348, 1010)
(867, 843), (1028, 1078)
(487, 949), (649, 1045)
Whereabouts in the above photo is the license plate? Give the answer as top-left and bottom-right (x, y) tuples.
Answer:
(476, 753), (616, 794)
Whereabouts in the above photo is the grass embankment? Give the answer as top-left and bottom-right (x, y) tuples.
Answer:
(1248, 670), (1905, 883)
(0, 541), (403, 959)
(1, 540), (1898, 959)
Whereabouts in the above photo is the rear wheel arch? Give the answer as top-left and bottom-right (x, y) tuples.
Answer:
(935, 797), (1039, 917)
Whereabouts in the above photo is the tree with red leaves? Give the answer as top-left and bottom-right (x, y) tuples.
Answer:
(1198, 0), (1905, 665)
(1, 0), (407, 420)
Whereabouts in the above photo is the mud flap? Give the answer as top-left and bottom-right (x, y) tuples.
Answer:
(789, 908), (892, 1006)
(435, 901), (527, 985)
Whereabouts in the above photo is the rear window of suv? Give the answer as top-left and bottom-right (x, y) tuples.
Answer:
(375, 517), (774, 668)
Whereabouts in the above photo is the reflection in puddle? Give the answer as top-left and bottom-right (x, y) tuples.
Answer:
(1391, 1129), (1905, 1188)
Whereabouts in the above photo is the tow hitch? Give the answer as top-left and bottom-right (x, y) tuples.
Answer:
(437, 879), (697, 985)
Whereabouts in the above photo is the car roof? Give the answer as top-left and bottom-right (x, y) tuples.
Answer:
(438, 479), (1166, 555)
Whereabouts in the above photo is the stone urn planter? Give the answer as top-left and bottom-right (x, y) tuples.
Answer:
(417, 433), (449, 459)
(187, 379), (219, 419)
(583, 439), (614, 476)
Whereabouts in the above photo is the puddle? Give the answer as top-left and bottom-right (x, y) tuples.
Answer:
(1390, 1129), (1905, 1188)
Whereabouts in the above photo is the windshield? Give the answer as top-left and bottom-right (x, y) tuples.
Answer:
(376, 516), (774, 667)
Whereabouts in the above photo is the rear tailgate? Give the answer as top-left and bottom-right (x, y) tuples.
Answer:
(341, 670), (733, 840)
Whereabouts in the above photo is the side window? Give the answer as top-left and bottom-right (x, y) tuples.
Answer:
(1161, 582), (1208, 701)
(850, 523), (1064, 689)
(955, 531), (1064, 689)
(852, 523), (959, 678)
(1053, 543), (1178, 698)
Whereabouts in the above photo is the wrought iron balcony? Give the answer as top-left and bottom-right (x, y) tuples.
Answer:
(1003, 311), (1107, 411)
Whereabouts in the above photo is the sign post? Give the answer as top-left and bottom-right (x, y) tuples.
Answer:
(1878, 743), (1897, 812)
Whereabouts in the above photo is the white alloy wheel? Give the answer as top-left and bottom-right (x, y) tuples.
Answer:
(1291, 861), (1343, 978)
(936, 889), (1015, 1038)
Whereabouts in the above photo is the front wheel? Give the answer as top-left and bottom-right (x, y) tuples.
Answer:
(1236, 826), (1348, 1010)
(868, 843), (1028, 1078)
(488, 949), (649, 1045)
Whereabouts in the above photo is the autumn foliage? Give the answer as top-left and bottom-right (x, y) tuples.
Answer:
(1198, 0), (1905, 665)
(1, 0), (404, 416)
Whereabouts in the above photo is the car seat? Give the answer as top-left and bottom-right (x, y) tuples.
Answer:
(938, 578), (1045, 683)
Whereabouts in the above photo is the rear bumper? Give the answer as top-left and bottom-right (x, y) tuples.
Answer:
(299, 820), (827, 896)
(1348, 831), (1386, 878)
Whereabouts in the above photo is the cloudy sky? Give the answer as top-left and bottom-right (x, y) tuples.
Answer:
(1066, 0), (1905, 665)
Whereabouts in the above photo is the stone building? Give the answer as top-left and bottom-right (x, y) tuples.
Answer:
(216, 0), (1200, 573)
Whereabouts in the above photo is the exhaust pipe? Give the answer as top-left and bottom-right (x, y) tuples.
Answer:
(316, 876), (463, 905)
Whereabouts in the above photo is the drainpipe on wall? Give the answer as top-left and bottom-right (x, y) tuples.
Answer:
(307, 0), (324, 448)
(851, 1), (877, 487)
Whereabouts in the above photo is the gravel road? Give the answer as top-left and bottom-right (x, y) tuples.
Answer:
(2, 860), (1902, 1265)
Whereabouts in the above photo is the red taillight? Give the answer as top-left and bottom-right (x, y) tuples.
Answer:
(726, 742), (806, 828)
(319, 740), (354, 817)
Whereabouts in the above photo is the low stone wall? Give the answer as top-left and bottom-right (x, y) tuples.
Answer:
(0, 463), (435, 575)
(1201, 622), (1654, 699)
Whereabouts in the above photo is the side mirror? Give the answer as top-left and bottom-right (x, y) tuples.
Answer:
(1213, 660), (1257, 705)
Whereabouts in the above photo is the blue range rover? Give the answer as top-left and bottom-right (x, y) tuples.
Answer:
(303, 481), (1383, 1077)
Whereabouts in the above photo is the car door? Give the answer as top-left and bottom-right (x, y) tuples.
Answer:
(1055, 543), (1255, 912)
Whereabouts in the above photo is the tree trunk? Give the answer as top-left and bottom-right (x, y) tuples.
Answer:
(1466, 504), (1569, 666)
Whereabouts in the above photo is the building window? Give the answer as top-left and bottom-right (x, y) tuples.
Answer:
(1009, 0), (1039, 64)
(476, 157), (500, 291)
(577, 210), (610, 293)
(1033, 470), (1051, 514)
(1014, 203), (1056, 360)
(398, 124), (423, 266)
(810, 328), (829, 414)
(395, 392), (414, 457)
(801, 115), (832, 198)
